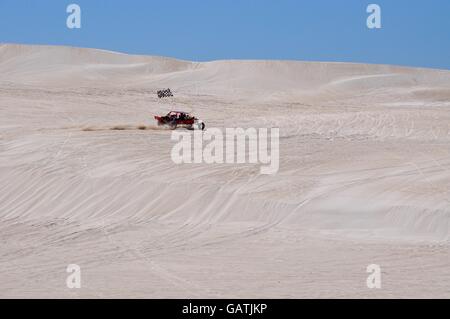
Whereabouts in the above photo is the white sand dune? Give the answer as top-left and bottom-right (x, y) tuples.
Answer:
(0, 43), (449, 298)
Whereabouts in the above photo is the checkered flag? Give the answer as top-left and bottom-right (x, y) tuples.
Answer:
(157, 88), (174, 98)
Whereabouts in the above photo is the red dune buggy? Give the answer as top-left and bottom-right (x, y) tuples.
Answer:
(154, 111), (205, 130)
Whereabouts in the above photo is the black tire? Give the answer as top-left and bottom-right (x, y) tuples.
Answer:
(169, 122), (177, 130)
(201, 123), (206, 131)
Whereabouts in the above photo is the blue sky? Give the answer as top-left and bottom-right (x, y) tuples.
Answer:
(0, 0), (449, 69)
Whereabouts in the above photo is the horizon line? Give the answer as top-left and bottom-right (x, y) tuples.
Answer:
(2, 42), (450, 72)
